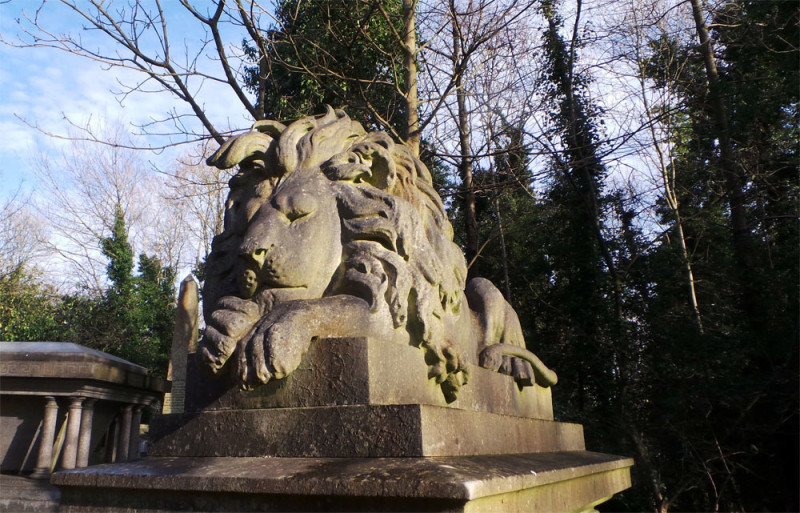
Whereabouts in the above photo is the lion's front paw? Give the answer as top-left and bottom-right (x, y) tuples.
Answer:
(235, 310), (313, 389)
(199, 326), (237, 373)
(199, 296), (262, 374)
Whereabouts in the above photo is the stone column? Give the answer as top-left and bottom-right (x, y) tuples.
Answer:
(116, 405), (133, 462)
(76, 399), (96, 468)
(30, 396), (59, 479)
(128, 405), (145, 460)
(106, 420), (119, 463)
(60, 397), (85, 470)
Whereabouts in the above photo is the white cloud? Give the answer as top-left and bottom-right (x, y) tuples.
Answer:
(0, 1), (256, 202)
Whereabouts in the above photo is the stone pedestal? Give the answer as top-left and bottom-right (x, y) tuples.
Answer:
(52, 338), (632, 512)
(183, 337), (555, 419)
(55, 452), (631, 513)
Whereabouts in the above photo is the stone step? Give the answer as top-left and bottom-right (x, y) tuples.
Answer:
(52, 451), (633, 513)
(0, 474), (60, 513)
(150, 404), (584, 458)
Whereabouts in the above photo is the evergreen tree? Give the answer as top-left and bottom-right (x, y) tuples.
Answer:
(243, 0), (408, 135)
(134, 254), (177, 376)
(627, 2), (799, 510)
(1, 206), (176, 378)
(98, 206), (176, 377)
(0, 266), (60, 341)
(100, 204), (137, 356)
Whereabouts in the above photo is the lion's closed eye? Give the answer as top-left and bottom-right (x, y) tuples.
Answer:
(286, 209), (311, 222)
(274, 191), (318, 223)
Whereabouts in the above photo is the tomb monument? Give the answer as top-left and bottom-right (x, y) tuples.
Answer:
(53, 108), (632, 512)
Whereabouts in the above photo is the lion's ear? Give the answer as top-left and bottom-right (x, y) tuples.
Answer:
(349, 134), (398, 193)
(364, 150), (397, 193)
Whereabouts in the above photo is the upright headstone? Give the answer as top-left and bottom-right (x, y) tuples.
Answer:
(162, 276), (198, 414)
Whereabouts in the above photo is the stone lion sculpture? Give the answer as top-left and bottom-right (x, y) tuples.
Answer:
(199, 107), (556, 401)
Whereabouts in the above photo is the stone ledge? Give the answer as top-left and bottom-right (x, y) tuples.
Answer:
(0, 342), (165, 394)
(52, 452), (633, 513)
(149, 404), (584, 458)
(0, 377), (165, 404)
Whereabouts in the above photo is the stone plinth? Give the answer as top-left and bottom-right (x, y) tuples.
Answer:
(0, 474), (59, 513)
(51, 337), (632, 511)
(186, 337), (553, 420)
(152, 337), (578, 460)
(53, 452), (633, 513)
(150, 405), (584, 458)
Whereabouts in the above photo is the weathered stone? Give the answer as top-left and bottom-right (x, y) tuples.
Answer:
(197, 108), (556, 401)
(186, 337), (553, 420)
(52, 452), (633, 513)
(163, 275), (199, 415)
(0, 342), (166, 476)
(0, 474), (59, 513)
(149, 404), (583, 458)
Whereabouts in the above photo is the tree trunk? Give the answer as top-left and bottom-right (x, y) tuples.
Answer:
(490, 164), (512, 301)
(689, 0), (766, 332)
(629, 425), (671, 513)
(402, 0), (420, 157)
(494, 194), (512, 301)
(674, 214), (704, 333)
(636, 32), (705, 333)
(451, 7), (480, 278)
(689, 0), (755, 273)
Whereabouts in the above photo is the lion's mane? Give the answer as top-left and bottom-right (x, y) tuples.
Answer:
(204, 108), (468, 372)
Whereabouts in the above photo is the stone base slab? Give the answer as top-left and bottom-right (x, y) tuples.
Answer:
(52, 451), (633, 513)
(186, 337), (553, 420)
(0, 474), (60, 513)
(149, 404), (584, 458)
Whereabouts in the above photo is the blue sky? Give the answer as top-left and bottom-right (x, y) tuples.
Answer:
(0, 1), (254, 202)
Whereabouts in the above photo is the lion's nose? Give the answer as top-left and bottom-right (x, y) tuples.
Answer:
(249, 247), (269, 268)
(240, 245), (272, 270)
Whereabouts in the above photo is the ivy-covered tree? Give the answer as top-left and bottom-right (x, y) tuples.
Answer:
(535, 0), (623, 432)
(623, 1), (799, 510)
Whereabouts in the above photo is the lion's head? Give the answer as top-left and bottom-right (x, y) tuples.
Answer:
(202, 108), (470, 390)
